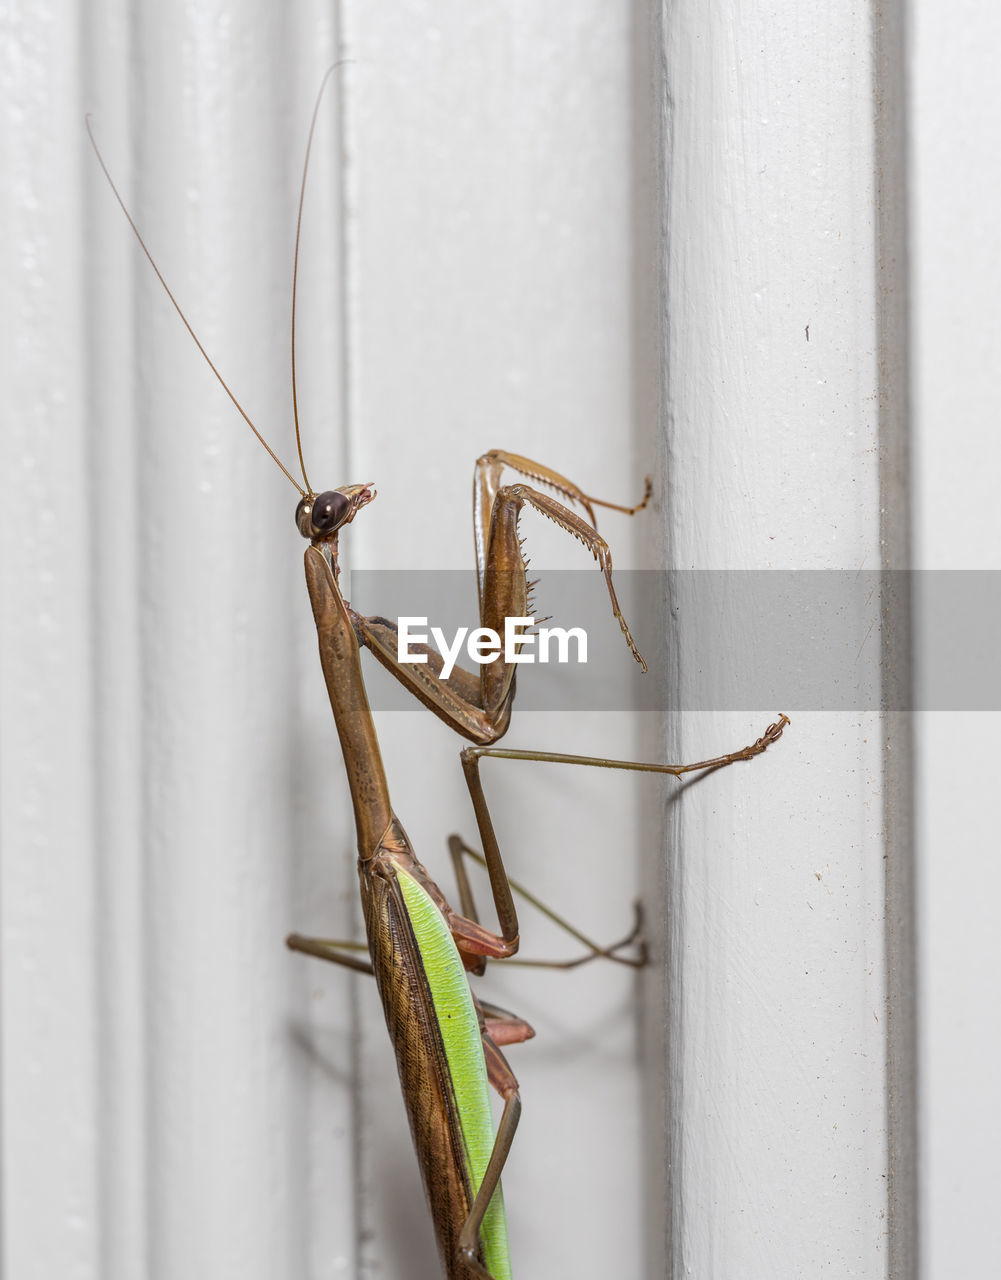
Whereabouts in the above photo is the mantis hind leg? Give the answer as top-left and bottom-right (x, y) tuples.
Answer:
(288, 719), (786, 980)
(454, 716), (789, 968)
(448, 835), (647, 972)
(285, 934), (373, 974)
(456, 1035), (522, 1280)
(477, 997), (536, 1048)
(284, 937), (538, 1056)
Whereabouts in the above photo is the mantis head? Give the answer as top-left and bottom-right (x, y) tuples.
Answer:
(295, 483), (377, 544)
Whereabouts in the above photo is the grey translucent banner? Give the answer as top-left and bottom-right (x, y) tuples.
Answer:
(342, 570), (998, 712)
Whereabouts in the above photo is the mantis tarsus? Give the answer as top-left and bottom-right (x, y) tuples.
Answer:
(89, 71), (788, 1280)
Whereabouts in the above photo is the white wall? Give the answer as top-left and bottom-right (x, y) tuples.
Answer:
(910, 4), (1001, 1279)
(2, 4), (650, 1278)
(650, 3), (904, 1276)
(3, 1), (968, 1277)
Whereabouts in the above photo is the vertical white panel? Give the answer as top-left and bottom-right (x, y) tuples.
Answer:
(0, 2), (100, 1276)
(4, 3), (651, 1279)
(654, 2), (898, 1277)
(339, 5), (645, 1278)
(3, 3), (358, 1278)
(910, 4), (1001, 1278)
(117, 9), (357, 1278)
(86, 6), (146, 1275)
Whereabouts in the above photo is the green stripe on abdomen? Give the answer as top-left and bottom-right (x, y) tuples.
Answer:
(396, 867), (511, 1280)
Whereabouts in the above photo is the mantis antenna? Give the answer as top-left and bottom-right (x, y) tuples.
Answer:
(86, 113), (306, 497)
(290, 62), (347, 499)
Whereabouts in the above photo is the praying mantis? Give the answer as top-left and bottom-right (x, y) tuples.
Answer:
(89, 71), (787, 1280)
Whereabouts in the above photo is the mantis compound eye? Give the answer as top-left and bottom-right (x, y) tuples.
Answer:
(296, 489), (351, 539)
(311, 490), (351, 533)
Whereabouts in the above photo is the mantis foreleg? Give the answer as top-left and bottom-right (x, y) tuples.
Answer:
(350, 453), (652, 743)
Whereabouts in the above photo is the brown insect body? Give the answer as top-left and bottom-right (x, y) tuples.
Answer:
(302, 533), (492, 1276)
(290, 482), (788, 1279)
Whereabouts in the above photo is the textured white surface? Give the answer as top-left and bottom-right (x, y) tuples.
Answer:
(1, 4), (101, 1277)
(911, 3), (1001, 1278)
(3, 3), (648, 1279)
(4, 3), (356, 1278)
(0, 2), (912, 1279)
(653, 3), (894, 1277)
(339, 8), (647, 1276)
